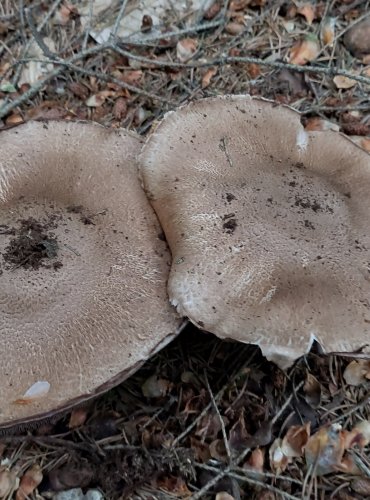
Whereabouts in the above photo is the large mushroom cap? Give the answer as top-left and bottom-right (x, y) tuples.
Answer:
(139, 95), (370, 369)
(0, 120), (180, 430)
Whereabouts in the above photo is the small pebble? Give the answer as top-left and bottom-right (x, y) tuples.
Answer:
(53, 488), (84, 500)
(344, 18), (370, 56)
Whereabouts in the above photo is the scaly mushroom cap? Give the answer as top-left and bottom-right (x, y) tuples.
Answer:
(0, 120), (180, 430)
(139, 95), (370, 369)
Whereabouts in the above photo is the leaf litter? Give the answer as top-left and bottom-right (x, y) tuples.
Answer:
(1, 0), (370, 498)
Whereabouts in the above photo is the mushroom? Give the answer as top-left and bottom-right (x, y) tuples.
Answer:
(139, 95), (370, 369)
(0, 120), (181, 430)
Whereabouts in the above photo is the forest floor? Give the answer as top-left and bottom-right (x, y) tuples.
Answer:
(1, 0), (370, 498)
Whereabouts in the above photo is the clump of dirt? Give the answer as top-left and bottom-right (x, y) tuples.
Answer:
(2, 217), (62, 270)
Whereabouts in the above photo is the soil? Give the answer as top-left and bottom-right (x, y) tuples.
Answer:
(2, 217), (62, 270)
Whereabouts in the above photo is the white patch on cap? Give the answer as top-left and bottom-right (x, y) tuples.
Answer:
(296, 129), (308, 151)
(23, 381), (51, 400)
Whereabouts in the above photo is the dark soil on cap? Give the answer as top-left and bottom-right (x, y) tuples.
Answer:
(2, 217), (62, 271)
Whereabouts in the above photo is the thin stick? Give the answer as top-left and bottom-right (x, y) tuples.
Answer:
(112, 45), (370, 86)
(205, 371), (232, 461)
(111, 0), (129, 39)
(195, 463), (302, 500)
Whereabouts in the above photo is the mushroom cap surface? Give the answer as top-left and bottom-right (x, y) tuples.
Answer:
(139, 95), (370, 369)
(0, 120), (180, 429)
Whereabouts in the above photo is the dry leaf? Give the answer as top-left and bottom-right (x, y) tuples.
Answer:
(297, 4), (316, 25)
(190, 437), (211, 462)
(121, 70), (143, 85)
(68, 81), (89, 100)
(339, 454), (361, 475)
(343, 360), (370, 385)
(154, 476), (192, 497)
(228, 410), (250, 451)
(69, 407), (89, 429)
(348, 136), (370, 153)
(85, 94), (106, 107)
(141, 374), (171, 398)
(216, 493), (235, 500)
(209, 439), (228, 462)
(304, 373), (322, 408)
(113, 97), (128, 120)
(196, 412), (228, 440)
(202, 67), (217, 88)
(333, 75), (357, 89)
(176, 38), (198, 63)
(269, 438), (289, 473)
(351, 477), (370, 495)
(245, 448), (264, 472)
(281, 423), (310, 458)
(204, 2), (221, 20)
(54, 3), (78, 25)
(282, 20), (295, 33)
(289, 35), (320, 65)
(304, 424), (345, 475)
(247, 63), (262, 78)
(230, 0), (250, 10)
(351, 420), (370, 447)
(19, 39), (55, 86)
(0, 468), (17, 498)
(16, 464), (43, 500)
(321, 17), (335, 46)
(5, 113), (24, 126)
(225, 22), (244, 35)
(304, 117), (340, 132)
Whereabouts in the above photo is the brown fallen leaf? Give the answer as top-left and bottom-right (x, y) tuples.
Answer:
(230, 0), (250, 10)
(343, 360), (370, 385)
(68, 81), (89, 100)
(305, 424), (345, 475)
(303, 373), (322, 408)
(113, 97), (128, 120)
(68, 407), (89, 429)
(304, 117), (340, 132)
(333, 75), (357, 89)
(281, 422), (310, 458)
(209, 439), (228, 462)
(269, 438), (289, 473)
(141, 374), (172, 398)
(16, 464), (43, 500)
(202, 67), (217, 89)
(351, 477), (370, 495)
(176, 38), (198, 62)
(204, 2), (222, 20)
(348, 136), (370, 153)
(0, 468), (17, 498)
(247, 63), (262, 78)
(341, 122), (369, 136)
(297, 4), (316, 25)
(154, 476), (192, 497)
(5, 113), (23, 126)
(245, 447), (264, 472)
(321, 17), (335, 46)
(216, 493), (235, 500)
(225, 22), (245, 35)
(289, 35), (320, 65)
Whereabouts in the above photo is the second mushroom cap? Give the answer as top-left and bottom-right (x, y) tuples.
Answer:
(139, 95), (370, 368)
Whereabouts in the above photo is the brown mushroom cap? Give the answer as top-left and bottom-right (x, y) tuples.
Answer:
(0, 120), (181, 430)
(139, 95), (370, 369)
